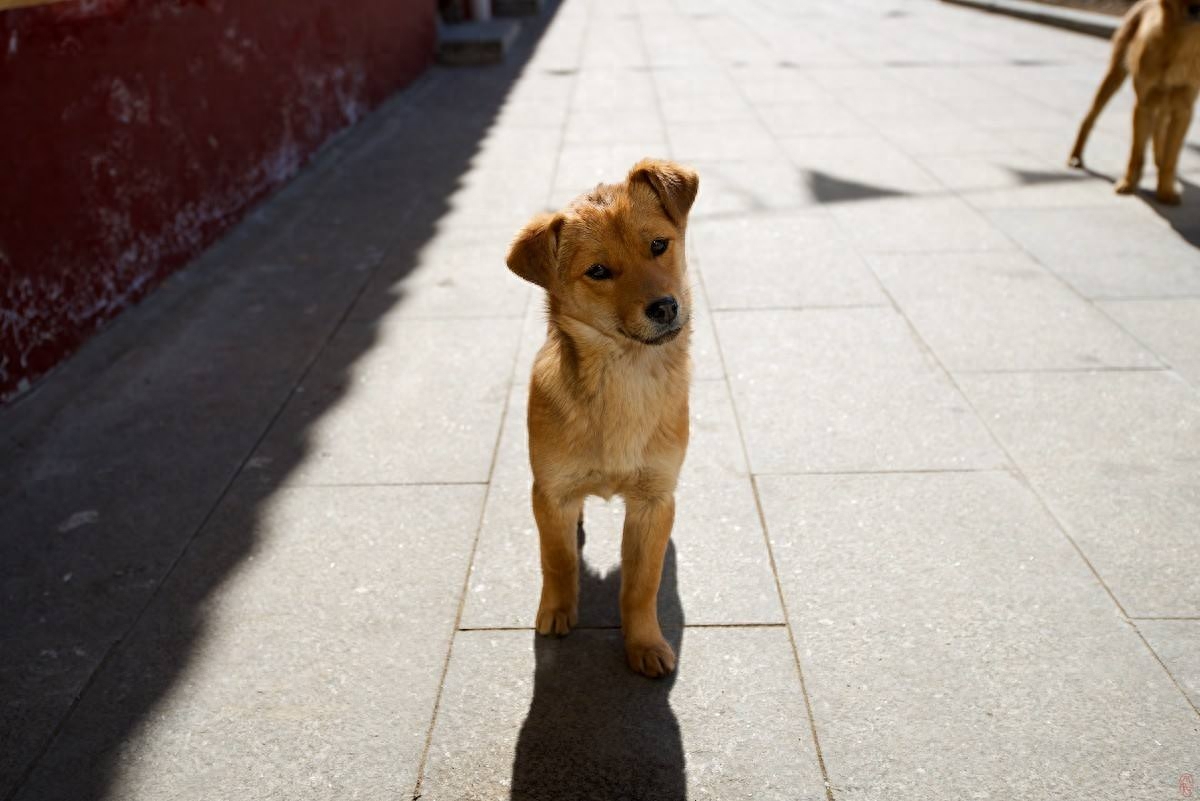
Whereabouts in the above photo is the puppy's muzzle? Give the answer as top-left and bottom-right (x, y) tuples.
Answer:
(645, 296), (679, 326)
(627, 295), (684, 345)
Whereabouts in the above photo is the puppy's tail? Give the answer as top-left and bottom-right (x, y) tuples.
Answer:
(1069, 8), (1140, 167)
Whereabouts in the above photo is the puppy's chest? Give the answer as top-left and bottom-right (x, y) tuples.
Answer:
(587, 374), (675, 471)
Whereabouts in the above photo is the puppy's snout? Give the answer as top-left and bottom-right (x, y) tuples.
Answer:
(645, 296), (679, 326)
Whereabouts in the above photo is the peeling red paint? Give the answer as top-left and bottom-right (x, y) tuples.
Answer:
(0, 0), (435, 401)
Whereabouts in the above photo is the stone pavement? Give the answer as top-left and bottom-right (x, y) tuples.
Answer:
(3, 0), (1200, 798)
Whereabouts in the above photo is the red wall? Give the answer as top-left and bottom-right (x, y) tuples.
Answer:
(0, 0), (435, 401)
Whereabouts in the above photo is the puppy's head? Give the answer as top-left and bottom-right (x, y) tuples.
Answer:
(507, 159), (699, 347)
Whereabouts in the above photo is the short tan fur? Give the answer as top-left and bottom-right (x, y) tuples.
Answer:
(506, 159), (699, 678)
(1070, 0), (1200, 204)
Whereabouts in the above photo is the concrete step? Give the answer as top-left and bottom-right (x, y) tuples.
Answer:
(437, 19), (522, 65)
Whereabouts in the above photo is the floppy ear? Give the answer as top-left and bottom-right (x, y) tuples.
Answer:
(627, 159), (700, 226)
(506, 212), (564, 289)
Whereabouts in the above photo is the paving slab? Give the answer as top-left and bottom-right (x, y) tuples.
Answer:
(985, 206), (1200, 299)
(691, 210), (887, 310)
(654, 67), (757, 123)
(959, 371), (1200, 617)
(250, 315), (521, 486)
(551, 142), (669, 207)
(870, 251), (1159, 371)
(1020, 464), (1200, 618)
(14, 483), (484, 801)
(716, 307), (1006, 473)
(418, 627), (826, 800)
(831, 195), (1017, 253)
(347, 229), (532, 322)
(668, 120), (785, 162)
(570, 68), (658, 112)
(1138, 621), (1200, 711)
(757, 101), (870, 138)
(959, 370), (1200, 468)
(758, 471), (1200, 800)
(1100, 299), (1200, 388)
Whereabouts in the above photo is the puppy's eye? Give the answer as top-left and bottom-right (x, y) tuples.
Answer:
(585, 264), (613, 280)
(650, 238), (669, 257)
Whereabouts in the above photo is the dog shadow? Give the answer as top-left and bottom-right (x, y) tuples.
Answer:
(1076, 164), (1200, 248)
(1145, 175), (1200, 249)
(509, 528), (686, 801)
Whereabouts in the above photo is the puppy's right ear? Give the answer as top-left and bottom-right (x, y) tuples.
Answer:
(507, 212), (564, 289)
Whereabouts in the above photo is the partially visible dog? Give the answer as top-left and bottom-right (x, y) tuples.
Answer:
(1069, 0), (1200, 204)
(506, 159), (698, 678)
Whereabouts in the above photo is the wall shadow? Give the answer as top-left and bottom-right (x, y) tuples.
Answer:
(510, 530), (686, 801)
(0, 4), (562, 800)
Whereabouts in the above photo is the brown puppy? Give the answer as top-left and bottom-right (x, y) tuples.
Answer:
(1069, 0), (1200, 204)
(506, 159), (698, 678)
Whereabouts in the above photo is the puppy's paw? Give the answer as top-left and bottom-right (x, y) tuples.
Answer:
(625, 636), (676, 678)
(1114, 178), (1137, 195)
(535, 602), (577, 637)
(1157, 188), (1182, 206)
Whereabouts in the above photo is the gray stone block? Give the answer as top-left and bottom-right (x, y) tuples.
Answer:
(716, 307), (1006, 473)
(871, 251), (1159, 371)
(1101, 299), (1200, 388)
(494, 0), (544, 17)
(438, 20), (522, 66)
(13, 483), (485, 801)
(250, 316), (522, 486)
(758, 471), (1200, 800)
(1139, 621), (1200, 710)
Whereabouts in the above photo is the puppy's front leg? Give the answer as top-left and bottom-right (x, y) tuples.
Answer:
(620, 493), (676, 678)
(532, 484), (582, 636)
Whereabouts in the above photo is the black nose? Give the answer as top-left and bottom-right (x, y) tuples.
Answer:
(645, 296), (679, 325)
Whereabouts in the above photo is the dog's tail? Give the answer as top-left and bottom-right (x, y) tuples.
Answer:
(1069, 7), (1141, 167)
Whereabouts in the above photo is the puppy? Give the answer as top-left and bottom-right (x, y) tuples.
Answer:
(505, 159), (698, 678)
(1069, 0), (1200, 204)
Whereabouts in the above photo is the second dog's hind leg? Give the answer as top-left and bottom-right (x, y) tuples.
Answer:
(1070, 61), (1128, 168)
(1116, 98), (1156, 194)
(1156, 95), (1194, 205)
(1070, 8), (1139, 168)
(1154, 110), (1171, 171)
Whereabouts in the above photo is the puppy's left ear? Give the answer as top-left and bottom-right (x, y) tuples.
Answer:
(628, 159), (700, 226)
(506, 212), (564, 289)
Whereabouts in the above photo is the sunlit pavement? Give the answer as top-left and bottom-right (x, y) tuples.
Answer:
(3, 1), (1200, 798)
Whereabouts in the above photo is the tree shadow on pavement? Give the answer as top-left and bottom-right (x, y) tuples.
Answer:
(803, 169), (907, 204)
(510, 532), (686, 801)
